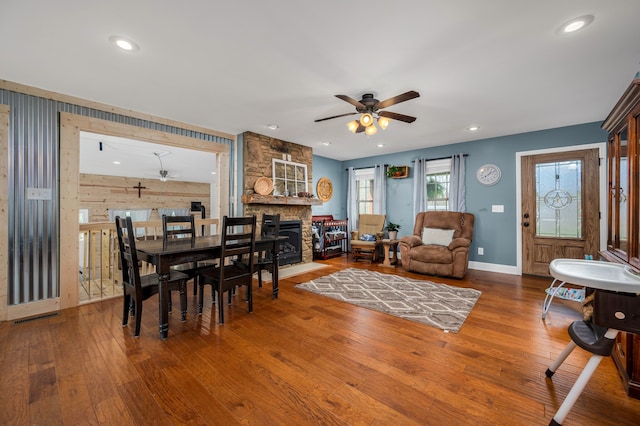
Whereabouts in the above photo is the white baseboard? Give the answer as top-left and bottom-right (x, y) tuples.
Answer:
(468, 261), (519, 275)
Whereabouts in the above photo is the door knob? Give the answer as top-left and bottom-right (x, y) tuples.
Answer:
(523, 213), (530, 218)
(523, 222), (530, 227)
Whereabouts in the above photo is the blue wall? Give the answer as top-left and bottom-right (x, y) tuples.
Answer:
(311, 155), (347, 218)
(312, 121), (607, 268)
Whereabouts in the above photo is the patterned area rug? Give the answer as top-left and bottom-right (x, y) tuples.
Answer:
(295, 268), (481, 333)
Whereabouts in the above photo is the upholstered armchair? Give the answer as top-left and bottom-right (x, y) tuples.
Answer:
(399, 211), (474, 278)
(350, 214), (386, 262)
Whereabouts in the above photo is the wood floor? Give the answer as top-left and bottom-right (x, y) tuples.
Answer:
(2, 257), (640, 425)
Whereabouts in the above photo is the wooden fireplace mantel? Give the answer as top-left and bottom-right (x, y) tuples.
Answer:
(241, 194), (323, 206)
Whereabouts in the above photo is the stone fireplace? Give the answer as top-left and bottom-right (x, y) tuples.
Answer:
(241, 131), (321, 264)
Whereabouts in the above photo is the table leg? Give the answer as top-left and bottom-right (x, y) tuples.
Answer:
(380, 241), (398, 268)
(158, 273), (170, 340)
(389, 242), (398, 265)
(383, 244), (392, 266)
(272, 240), (279, 299)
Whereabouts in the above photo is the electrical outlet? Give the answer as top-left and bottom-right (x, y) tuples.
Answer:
(491, 204), (504, 213)
(478, 247), (484, 255)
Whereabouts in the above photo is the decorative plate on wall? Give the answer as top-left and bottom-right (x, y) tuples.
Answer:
(316, 177), (333, 201)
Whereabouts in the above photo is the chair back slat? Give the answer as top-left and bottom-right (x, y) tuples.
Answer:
(259, 214), (280, 261)
(115, 216), (142, 294)
(162, 215), (196, 240)
(219, 215), (256, 289)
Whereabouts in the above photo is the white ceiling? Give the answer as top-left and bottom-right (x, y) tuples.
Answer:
(79, 132), (217, 183)
(2, 1), (640, 161)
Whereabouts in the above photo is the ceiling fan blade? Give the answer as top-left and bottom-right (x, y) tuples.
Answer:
(314, 112), (357, 123)
(378, 110), (417, 123)
(375, 90), (420, 110)
(335, 94), (366, 109)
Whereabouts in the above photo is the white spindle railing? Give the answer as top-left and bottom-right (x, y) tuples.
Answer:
(78, 218), (219, 303)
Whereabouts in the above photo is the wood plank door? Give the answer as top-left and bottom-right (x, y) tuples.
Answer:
(521, 149), (600, 276)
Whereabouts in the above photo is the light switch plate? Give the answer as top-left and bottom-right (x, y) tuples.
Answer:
(491, 204), (504, 213)
(27, 187), (52, 200)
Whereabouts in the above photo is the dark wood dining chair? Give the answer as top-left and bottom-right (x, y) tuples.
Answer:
(162, 214), (216, 301)
(256, 213), (280, 289)
(197, 215), (256, 323)
(116, 216), (188, 337)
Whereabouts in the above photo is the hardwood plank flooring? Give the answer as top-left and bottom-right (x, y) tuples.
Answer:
(2, 258), (640, 425)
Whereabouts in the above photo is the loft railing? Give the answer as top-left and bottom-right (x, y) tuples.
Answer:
(78, 218), (220, 304)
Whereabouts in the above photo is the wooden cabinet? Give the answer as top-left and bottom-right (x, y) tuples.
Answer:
(312, 215), (349, 260)
(601, 74), (640, 399)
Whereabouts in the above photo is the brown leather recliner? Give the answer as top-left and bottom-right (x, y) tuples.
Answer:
(399, 211), (474, 278)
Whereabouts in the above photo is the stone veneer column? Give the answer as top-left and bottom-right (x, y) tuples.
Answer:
(241, 131), (314, 263)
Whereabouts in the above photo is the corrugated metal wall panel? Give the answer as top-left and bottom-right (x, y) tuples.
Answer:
(0, 89), (233, 306)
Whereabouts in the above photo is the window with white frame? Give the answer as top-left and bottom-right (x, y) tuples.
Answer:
(355, 168), (375, 214)
(425, 159), (452, 211)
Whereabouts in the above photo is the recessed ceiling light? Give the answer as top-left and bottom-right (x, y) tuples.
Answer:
(113, 161), (120, 165)
(108, 35), (140, 52)
(377, 143), (385, 148)
(467, 126), (480, 132)
(558, 15), (594, 34)
(322, 141), (331, 146)
(266, 124), (279, 130)
(211, 171), (216, 175)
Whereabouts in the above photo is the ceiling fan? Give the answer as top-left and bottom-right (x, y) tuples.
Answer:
(152, 152), (180, 182)
(314, 90), (420, 135)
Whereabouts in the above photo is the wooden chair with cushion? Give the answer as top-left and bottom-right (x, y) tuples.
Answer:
(196, 215), (256, 324)
(398, 211), (474, 278)
(115, 216), (188, 337)
(350, 214), (386, 263)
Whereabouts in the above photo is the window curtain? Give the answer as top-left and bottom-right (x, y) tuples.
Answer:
(412, 158), (427, 219)
(449, 154), (466, 212)
(108, 208), (152, 223)
(158, 208), (190, 219)
(373, 164), (386, 215)
(346, 167), (357, 233)
(108, 208), (152, 237)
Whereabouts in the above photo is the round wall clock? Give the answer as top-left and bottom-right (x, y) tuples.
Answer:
(476, 164), (501, 186)
(316, 177), (333, 201)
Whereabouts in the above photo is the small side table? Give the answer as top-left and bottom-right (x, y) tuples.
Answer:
(379, 239), (399, 268)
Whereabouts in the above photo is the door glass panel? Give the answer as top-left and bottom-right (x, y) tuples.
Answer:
(619, 128), (629, 252)
(535, 160), (582, 238)
(609, 138), (617, 249)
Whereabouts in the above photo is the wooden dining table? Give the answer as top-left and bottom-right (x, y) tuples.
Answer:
(135, 235), (282, 339)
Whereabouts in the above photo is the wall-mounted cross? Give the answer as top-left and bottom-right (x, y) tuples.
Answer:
(133, 182), (147, 198)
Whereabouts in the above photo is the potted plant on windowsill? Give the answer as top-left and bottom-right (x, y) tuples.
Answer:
(385, 222), (401, 240)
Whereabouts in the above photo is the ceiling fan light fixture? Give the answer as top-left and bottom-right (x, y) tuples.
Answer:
(359, 113), (373, 127)
(347, 120), (359, 133)
(365, 124), (378, 136)
(378, 116), (390, 130)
